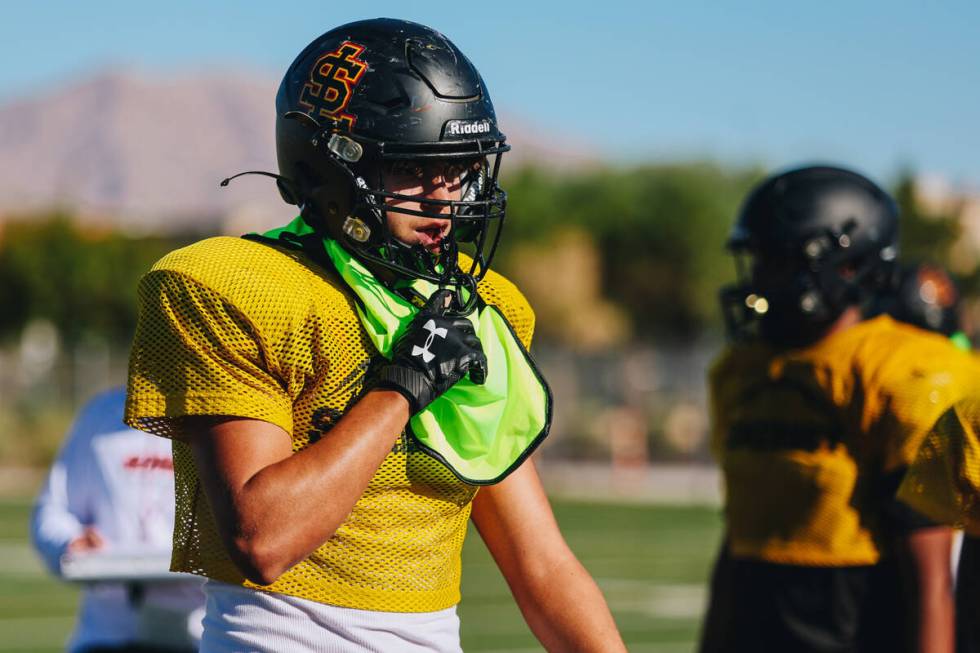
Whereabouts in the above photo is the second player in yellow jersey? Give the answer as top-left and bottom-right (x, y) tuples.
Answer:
(712, 314), (977, 566)
(700, 165), (973, 653)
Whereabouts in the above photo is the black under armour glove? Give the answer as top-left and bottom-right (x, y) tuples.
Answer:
(372, 289), (488, 415)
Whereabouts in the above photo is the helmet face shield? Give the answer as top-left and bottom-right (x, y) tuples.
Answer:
(341, 147), (507, 311)
(721, 246), (836, 345)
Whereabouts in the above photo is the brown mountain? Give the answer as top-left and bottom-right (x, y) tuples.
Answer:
(0, 68), (597, 234)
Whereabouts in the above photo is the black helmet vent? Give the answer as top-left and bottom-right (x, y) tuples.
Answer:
(407, 38), (482, 100)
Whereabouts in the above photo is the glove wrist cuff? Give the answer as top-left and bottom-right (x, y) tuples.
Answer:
(374, 366), (433, 415)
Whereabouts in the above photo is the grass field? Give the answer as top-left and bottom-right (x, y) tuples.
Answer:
(0, 498), (722, 652)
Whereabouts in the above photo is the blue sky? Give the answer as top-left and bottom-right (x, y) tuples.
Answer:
(4, 1), (980, 185)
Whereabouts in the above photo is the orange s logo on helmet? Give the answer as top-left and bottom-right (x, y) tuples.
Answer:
(299, 41), (368, 130)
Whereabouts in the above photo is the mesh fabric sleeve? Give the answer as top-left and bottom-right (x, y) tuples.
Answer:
(897, 398), (980, 534)
(862, 327), (980, 474)
(477, 268), (536, 349)
(125, 268), (293, 440)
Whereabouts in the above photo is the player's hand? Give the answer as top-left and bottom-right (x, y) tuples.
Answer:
(67, 527), (105, 555)
(373, 289), (487, 414)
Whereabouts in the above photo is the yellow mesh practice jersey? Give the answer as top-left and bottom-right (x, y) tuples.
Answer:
(710, 315), (980, 566)
(898, 396), (980, 536)
(125, 236), (535, 612)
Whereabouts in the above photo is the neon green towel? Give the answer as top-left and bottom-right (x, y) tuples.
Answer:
(256, 217), (551, 484)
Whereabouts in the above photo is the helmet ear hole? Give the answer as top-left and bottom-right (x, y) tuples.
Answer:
(301, 158), (360, 239)
(276, 179), (298, 205)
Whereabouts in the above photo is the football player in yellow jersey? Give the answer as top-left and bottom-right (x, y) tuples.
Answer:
(697, 165), (979, 653)
(124, 18), (625, 653)
(884, 263), (980, 653)
(901, 397), (980, 653)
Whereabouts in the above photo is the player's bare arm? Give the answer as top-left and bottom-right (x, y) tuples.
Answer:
(184, 389), (409, 585)
(183, 287), (486, 585)
(471, 460), (626, 652)
(895, 527), (955, 653)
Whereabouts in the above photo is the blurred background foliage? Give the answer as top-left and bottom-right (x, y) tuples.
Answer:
(0, 215), (191, 347)
(0, 163), (976, 467)
(502, 163), (764, 345)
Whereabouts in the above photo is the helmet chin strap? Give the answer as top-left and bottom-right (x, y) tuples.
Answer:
(449, 274), (479, 317)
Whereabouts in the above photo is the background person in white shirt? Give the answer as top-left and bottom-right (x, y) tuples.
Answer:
(31, 387), (204, 653)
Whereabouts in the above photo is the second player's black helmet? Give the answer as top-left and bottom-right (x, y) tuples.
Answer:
(877, 262), (962, 336)
(721, 165), (899, 346)
(275, 18), (509, 310)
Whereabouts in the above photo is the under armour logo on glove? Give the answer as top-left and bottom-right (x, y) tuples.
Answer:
(412, 320), (448, 363)
(370, 289), (487, 415)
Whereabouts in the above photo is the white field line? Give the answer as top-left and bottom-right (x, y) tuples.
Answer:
(0, 542), (47, 577)
(598, 578), (707, 619)
(477, 642), (692, 653)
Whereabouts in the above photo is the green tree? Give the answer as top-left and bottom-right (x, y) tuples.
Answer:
(893, 172), (961, 265)
(499, 163), (763, 342)
(0, 213), (187, 346)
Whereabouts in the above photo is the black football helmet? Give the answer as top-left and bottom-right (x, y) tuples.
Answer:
(721, 165), (899, 346)
(875, 262), (962, 336)
(274, 18), (509, 312)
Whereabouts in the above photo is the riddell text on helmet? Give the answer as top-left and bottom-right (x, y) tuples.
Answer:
(444, 120), (492, 137)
